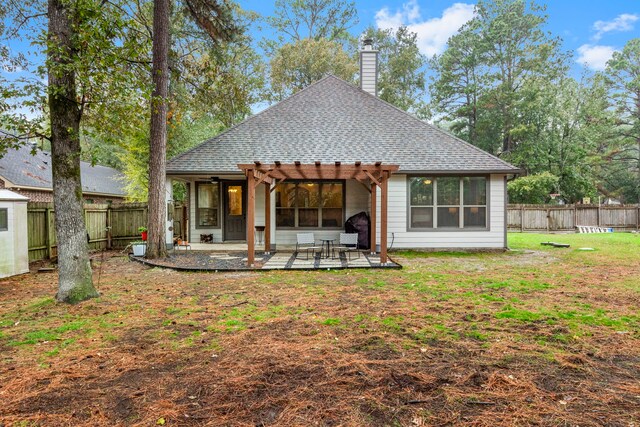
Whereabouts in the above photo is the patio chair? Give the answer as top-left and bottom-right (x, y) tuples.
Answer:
(333, 233), (360, 260)
(295, 233), (322, 260)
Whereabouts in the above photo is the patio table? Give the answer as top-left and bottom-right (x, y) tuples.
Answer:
(319, 238), (335, 259)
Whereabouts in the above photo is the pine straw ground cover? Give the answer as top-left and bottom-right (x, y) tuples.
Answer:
(0, 233), (639, 427)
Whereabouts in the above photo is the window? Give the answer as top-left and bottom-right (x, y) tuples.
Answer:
(409, 177), (487, 229)
(0, 208), (7, 231)
(196, 182), (220, 228)
(437, 177), (460, 228)
(409, 177), (433, 228)
(275, 181), (344, 228)
(463, 177), (487, 227)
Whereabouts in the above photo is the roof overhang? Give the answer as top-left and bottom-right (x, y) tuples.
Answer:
(399, 169), (523, 175)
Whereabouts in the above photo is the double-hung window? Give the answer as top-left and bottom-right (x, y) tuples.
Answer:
(409, 176), (487, 229)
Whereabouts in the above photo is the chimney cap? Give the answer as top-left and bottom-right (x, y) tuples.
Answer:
(362, 38), (374, 50)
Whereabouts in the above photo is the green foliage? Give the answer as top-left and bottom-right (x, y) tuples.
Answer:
(602, 38), (640, 203)
(270, 38), (357, 99)
(431, 0), (568, 155)
(362, 26), (429, 118)
(266, 0), (358, 44)
(507, 172), (559, 204)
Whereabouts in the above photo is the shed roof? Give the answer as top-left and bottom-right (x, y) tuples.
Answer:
(0, 145), (126, 196)
(0, 189), (29, 201)
(167, 75), (519, 175)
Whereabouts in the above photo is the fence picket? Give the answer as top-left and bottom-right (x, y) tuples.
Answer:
(27, 202), (183, 262)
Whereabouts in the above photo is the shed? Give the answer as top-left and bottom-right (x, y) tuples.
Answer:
(0, 189), (29, 278)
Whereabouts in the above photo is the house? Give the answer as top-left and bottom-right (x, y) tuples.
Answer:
(0, 144), (127, 203)
(165, 40), (520, 266)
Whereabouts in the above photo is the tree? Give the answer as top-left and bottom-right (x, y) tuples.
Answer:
(266, 0), (357, 43)
(270, 38), (357, 98)
(507, 172), (559, 204)
(429, 20), (485, 146)
(430, 0), (568, 157)
(363, 26), (429, 117)
(604, 38), (640, 203)
(46, 0), (102, 302)
(145, 0), (171, 259)
(146, 0), (240, 258)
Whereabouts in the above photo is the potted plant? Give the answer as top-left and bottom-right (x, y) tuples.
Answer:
(132, 241), (146, 257)
(138, 226), (148, 241)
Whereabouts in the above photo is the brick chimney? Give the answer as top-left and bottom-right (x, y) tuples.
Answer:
(360, 38), (378, 96)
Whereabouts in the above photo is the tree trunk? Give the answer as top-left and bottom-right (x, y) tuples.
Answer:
(48, 0), (98, 303)
(146, 0), (170, 259)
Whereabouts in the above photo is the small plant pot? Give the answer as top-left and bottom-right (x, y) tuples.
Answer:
(141, 231), (148, 241)
(132, 243), (146, 257)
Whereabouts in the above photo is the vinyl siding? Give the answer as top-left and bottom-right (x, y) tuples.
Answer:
(184, 174), (507, 249)
(360, 52), (377, 96)
(374, 174), (506, 249)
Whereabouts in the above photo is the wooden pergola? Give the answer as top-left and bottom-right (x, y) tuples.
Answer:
(238, 162), (399, 267)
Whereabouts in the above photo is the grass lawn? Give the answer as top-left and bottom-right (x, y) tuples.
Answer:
(1, 233), (639, 426)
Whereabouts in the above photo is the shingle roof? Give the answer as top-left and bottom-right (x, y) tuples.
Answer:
(167, 75), (519, 174)
(0, 144), (126, 196)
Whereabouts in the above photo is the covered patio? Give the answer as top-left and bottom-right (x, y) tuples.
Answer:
(237, 162), (399, 268)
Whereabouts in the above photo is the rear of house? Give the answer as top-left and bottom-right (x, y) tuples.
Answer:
(165, 43), (519, 258)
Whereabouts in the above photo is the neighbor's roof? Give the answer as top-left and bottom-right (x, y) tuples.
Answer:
(167, 75), (519, 175)
(0, 145), (126, 196)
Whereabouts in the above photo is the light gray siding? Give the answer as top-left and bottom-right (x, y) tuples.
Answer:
(360, 51), (377, 96)
(373, 174), (507, 249)
(182, 174), (507, 249)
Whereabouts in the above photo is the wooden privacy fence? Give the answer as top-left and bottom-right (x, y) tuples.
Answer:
(27, 202), (185, 262)
(507, 204), (640, 232)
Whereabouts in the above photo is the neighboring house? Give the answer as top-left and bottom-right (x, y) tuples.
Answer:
(166, 40), (520, 264)
(0, 144), (126, 203)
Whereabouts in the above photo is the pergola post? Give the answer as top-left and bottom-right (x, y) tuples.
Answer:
(380, 171), (389, 264)
(247, 169), (255, 267)
(370, 183), (377, 254)
(264, 182), (271, 254)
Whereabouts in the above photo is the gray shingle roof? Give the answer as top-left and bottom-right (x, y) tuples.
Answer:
(0, 145), (126, 196)
(167, 75), (519, 174)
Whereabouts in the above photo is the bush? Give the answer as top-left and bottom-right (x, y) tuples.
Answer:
(508, 172), (560, 204)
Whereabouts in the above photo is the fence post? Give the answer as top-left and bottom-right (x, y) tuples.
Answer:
(45, 205), (52, 260)
(107, 206), (112, 249)
(546, 207), (550, 232)
(520, 205), (524, 232)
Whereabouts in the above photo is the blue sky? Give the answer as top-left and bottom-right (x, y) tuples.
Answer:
(2, 0), (639, 99)
(243, 0), (640, 73)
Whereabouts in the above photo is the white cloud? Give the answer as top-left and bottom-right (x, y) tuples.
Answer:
(576, 44), (616, 70)
(592, 13), (639, 40)
(375, 1), (475, 57)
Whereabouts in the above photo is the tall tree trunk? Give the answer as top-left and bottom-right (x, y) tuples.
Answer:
(146, 0), (170, 259)
(48, 0), (98, 303)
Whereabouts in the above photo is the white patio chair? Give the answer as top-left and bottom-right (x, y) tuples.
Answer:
(295, 233), (322, 260)
(333, 233), (360, 260)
